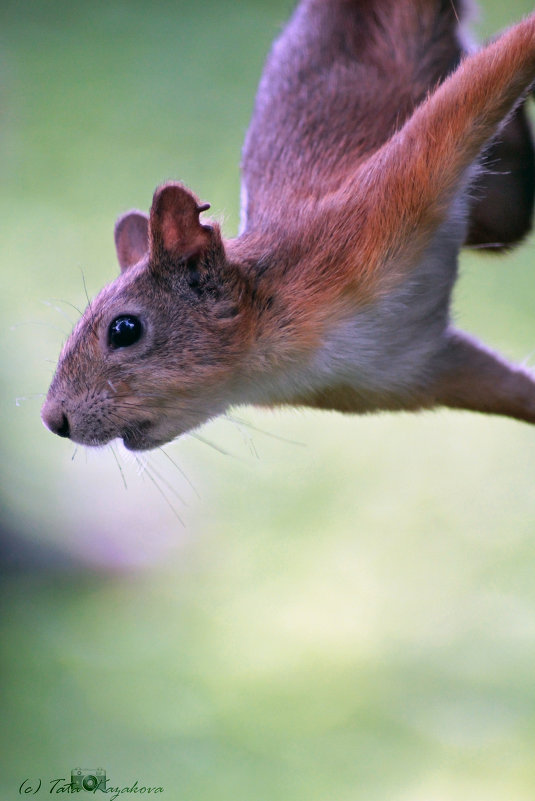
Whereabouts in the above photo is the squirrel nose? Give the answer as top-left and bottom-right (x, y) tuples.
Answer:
(41, 402), (71, 439)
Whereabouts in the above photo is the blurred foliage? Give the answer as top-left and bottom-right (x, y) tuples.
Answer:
(2, 1), (535, 799)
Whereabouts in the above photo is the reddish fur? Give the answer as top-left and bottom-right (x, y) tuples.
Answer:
(270, 15), (535, 295)
(241, 12), (535, 391)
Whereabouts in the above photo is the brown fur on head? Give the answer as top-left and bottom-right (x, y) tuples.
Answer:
(41, 183), (254, 450)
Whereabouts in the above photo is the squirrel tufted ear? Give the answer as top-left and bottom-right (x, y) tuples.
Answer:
(149, 182), (213, 263)
(114, 211), (149, 272)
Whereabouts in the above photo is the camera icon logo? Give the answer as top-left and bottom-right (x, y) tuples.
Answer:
(70, 768), (106, 792)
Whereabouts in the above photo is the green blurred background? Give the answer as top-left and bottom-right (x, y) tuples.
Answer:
(2, 1), (535, 799)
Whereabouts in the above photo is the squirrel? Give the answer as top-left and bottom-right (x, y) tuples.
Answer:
(42, 0), (535, 452)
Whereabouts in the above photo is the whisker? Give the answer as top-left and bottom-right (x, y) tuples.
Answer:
(111, 403), (157, 414)
(520, 349), (535, 370)
(80, 267), (98, 338)
(225, 416), (259, 459)
(48, 297), (84, 317)
(144, 456), (188, 506)
(71, 447), (78, 462)
(109, 443), (128, 490)
(15, 393), (46, 406)
(10, 321), (68, 335)
(104, 416), (190, 506)
(226, 413), (306, 447)
(449, 0), (460, 24)
(106, 409), (131, 424)
(158, 447), (200, 498)
(111, 393), (166, 403)
(41, 299), (76, 326)
(135, 456), (185, 525)
(188, 431), (240, 459)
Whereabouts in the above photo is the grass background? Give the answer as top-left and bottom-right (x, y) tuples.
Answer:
(2, 1), (535, 799)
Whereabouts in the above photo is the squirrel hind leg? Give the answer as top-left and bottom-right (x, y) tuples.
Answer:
(465, 102), (535, 251)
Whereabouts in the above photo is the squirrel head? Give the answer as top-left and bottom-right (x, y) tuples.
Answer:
(41, 183), (254, 450)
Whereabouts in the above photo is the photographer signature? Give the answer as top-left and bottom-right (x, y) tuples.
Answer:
(19, 778), (164, 798)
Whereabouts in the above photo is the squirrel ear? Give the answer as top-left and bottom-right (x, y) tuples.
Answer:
(149, 182), (212, 263)
(114, 211), (149, 272)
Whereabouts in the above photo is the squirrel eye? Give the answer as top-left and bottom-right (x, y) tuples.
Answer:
(108, 315), (143, 349)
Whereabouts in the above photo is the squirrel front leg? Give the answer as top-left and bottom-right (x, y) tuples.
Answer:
(294, 332), (535, 425)
(428, 330), (535, 423)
